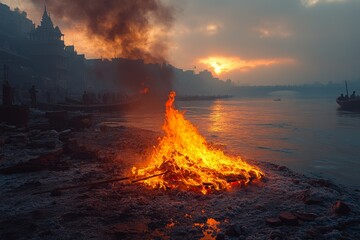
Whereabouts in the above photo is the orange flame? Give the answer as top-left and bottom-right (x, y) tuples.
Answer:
(140, 87), (150, 94)
(132, 91), (263, 194)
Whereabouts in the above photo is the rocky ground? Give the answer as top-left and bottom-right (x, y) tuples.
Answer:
(0, 110), (359, 240)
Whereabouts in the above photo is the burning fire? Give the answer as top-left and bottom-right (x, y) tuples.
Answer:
(132, 91), (263, 194)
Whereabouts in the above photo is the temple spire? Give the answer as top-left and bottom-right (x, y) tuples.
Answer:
(31, 2), (63, 41)
(43, 0), (48, 17)
(40, 2), (54, 29)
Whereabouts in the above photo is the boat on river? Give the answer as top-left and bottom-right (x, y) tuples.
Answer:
(336, 80), (360, 110)
(336, 97), (360, 110)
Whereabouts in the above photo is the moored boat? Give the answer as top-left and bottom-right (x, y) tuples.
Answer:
(336, 97), (360, 110)
(336, 80), (360, 110)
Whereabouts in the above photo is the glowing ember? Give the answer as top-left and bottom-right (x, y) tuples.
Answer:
(132, 91), (263, 194)
(140, 87), (150, 94)
(194, 218), (221, 240)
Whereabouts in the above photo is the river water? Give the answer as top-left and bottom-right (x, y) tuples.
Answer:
(116, 97), (360, 188)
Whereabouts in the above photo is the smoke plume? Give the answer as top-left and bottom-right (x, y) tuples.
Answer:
(30, 0), (174, 63)
(29, 0), (176, 106)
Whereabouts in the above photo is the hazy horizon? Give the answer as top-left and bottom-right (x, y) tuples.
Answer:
(1, 0), (360, 86)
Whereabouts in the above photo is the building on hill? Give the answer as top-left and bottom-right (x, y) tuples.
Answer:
(65, 45), (85, 94)
(0, 3), (36, 104)
(27, 6), (86, 99)
(0, 3), (34, 39)
(0, 4), (33, 69)
(1, 2), (234, 102)
(0, 3), (86, 103)
(28, 6), (68, 90)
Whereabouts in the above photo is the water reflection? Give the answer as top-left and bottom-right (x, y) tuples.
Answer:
(180, 98), (360, 187)
(336, 109), (360, 118)
(113, 97), (360, 187)
(197, 99), (297, 161)
(209, 100), (226, 133)
(336, 109), (360, 130)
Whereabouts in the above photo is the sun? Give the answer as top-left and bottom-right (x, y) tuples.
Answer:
(208, 61), (224, 75)
(199, 56), (296, 76)
(199, 56), (240, 75)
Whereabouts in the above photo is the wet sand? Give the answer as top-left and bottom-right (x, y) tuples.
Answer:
(1, 112), (359, 240)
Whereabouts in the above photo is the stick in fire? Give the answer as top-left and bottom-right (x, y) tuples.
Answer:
(32, 172), (169, 195)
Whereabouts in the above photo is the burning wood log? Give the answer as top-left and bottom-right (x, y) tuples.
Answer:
(32, 171), (168, 195)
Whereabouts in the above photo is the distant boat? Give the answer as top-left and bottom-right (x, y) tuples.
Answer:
(273, 98), (281, 101)
(336, 97), (360, 110)
(336, 80), (360, 110)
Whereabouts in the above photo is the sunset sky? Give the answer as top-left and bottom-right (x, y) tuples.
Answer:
(2, 0), (360, 85)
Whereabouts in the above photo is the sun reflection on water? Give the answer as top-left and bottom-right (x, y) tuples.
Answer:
(208, 101), (226, 133)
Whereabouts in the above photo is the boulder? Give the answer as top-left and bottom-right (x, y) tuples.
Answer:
(293, 212), (317, 221)
(333, 201), (351, 215)
(279, 212), (298, 225)
(266, 217), (282, 226)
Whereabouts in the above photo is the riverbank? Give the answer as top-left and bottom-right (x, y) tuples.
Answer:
(0, 112), (359, 239)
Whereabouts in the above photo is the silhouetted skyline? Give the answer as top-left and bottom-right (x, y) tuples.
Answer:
(1, 0), (360, 85)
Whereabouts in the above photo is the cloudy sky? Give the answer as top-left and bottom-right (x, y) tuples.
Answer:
(2, 0), (360, 85)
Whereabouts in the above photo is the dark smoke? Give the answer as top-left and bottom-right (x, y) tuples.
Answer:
(30, 0), (175, 107)
(30, 0), (174, 62)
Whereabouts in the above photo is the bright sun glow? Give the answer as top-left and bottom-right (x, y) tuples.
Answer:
(199, 56), (295, 75)
(204, 23), (221, 35)
(199, 56), (239, 75)
(301, 0), (348, 7)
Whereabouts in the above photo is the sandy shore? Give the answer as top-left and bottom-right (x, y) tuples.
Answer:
(1, 113), (359, 240)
